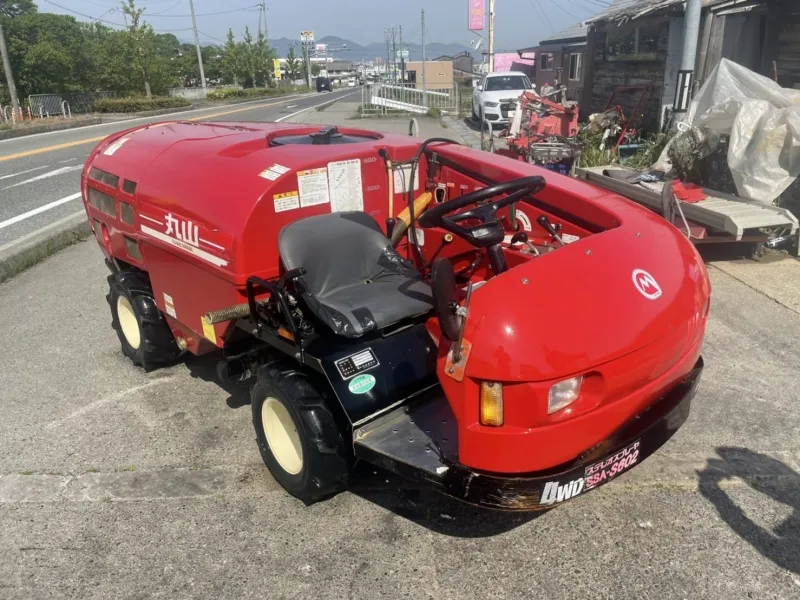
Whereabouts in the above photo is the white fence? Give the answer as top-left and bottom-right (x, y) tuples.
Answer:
(360, 82), (459, 116)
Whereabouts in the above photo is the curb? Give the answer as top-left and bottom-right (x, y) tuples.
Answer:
(0, 212), (91, 285)
(0, 118), (103, 141)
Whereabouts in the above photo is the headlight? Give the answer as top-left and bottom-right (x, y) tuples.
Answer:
(548, 376), (583, 414)
(484, 101), (499, 107)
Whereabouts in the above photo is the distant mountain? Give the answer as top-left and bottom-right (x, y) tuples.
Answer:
(267, 35), (473, 63)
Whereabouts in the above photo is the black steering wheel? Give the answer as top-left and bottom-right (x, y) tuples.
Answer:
(417, 176), (546, 248)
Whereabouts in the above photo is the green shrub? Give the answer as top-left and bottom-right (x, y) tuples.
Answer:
(206, 86), (309, 101)
(93, 96), (191, 113)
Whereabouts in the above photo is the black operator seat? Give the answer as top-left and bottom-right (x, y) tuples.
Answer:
(278, 211), (434, 338)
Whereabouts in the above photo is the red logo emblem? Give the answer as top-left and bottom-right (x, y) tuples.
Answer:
(632, 269), (662, 300)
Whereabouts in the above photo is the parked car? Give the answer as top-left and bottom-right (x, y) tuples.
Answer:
(316, 77), (332, 92)
(472, 71), (535, 127)
(347, 77), (356, 87)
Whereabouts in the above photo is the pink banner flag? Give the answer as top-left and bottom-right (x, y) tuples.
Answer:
(469, 0), (484, 31)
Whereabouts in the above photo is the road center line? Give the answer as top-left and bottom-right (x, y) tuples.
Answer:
(0, 92), (333, 163)
(0, 192), (82, 231)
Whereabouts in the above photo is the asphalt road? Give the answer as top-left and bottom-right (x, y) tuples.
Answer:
(0, 236), (799, 598)
(0, 88), (358, 249)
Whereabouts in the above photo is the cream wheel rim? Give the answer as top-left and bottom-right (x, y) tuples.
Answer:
(116, 296), (141, 350)
(262, 397), (304, 475)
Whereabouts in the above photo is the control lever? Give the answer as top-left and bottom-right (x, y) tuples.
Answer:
(536, 215), (564, 246)
(509, 231), (540, 255)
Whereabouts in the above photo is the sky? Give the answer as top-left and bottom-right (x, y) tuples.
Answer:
(38, 0), (602, 51)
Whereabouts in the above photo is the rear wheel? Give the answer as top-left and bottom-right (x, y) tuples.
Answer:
(107, 270), (182, 371)
(251, 363), (349, 504)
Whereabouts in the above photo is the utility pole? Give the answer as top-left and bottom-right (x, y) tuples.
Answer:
(391, 27), (397, 82)
(421, 9), (427, 106)
(0, 19), (20, 113)
(488, 0), (496, 72)
(262, 2), (268, 44)
(673, 0), (702, 123)
(385, 28), (391, 82)
(188, 0), (207, 92)
(399, 25), (404, 82)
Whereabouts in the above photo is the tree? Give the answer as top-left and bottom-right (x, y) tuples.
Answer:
(239, 26), (255, 88)
(253, 29), (274, 87)
(284, 44), (300, 81)
(121, 0), (156, 98)
(221, 28), (239, 86)
(0, 0), (35, 19)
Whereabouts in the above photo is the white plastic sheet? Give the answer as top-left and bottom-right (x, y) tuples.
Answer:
(671, 59), (800, 203)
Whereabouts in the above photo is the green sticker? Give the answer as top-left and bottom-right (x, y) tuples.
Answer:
(348, 373), (376, 394)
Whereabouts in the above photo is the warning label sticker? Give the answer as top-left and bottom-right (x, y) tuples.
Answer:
(297, 167), (330, 207)
(327, 159), (364, 212)
(103, 136), (131, 156)
(259, 163), (292, 181)
(273, 191), (300, 213)
(163, 293), (176, 318)
(393, 165), (419, 194)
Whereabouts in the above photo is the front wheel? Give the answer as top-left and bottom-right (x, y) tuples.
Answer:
(251, 363), (349, 504)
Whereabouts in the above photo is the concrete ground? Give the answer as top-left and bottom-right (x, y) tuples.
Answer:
(1, 238), (799, 599)
(285, 100), (464, 141)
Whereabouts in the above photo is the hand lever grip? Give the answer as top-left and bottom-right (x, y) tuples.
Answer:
(536, 215), (564, 246)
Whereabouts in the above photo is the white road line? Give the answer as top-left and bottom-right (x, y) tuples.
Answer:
(0, 165), (49, 181)
(2, 165), (83, 190)
(286, 105), (298, 109)
(0, 91), (322, 144)
(59, 157), (78, 163)
(44, 378), (176, 430)
(0, 210), (84, 254)
(275, 91), (360, 122)
(0, 192), (82, 231)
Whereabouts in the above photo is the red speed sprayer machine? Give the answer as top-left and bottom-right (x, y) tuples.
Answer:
(81, 120), (709, 510)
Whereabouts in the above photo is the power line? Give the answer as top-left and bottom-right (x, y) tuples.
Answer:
(199, 30), (226, 43)
(544, 0), (581, 22)
(135, 6), (261, 18)
(149, 1), (183, 16)
(528, 0), (555, 34)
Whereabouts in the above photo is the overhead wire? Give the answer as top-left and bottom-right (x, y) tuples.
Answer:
(528, 0), (555, 34)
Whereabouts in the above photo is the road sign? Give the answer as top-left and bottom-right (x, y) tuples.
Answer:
(396, 49), (409, 60)
(273, 58), (282, 80)
(300, 31), (314, 43)
(469, 0), (485, 31)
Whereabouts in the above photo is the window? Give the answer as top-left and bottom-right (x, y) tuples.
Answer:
(568, 53), (583, 81)
(539, 53), (553, 70)
(606, 25), (660, 61)
(484, 74), (532, 91)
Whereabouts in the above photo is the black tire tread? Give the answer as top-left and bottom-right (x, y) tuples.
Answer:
(253, 362), (349, 503)
(107, 269), (181, 371)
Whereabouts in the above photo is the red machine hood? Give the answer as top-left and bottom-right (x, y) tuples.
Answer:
(463, 217), (710, 383)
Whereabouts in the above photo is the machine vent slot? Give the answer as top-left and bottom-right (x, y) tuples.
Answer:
(122, 179), (137, 195)
(124, 236), (142, 261)
(89, 167), (119, 188)
(88, 187), (116, 217)
(119, 201), (135, 225)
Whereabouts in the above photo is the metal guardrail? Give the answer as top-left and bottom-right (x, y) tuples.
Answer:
(360, 82), (460, 116)
(27, 92), (115, 116)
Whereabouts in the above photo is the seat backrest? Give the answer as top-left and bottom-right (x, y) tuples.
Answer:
(278, 211), (393, 298)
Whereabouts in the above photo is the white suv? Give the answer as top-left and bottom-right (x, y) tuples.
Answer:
(472, 71), (535, 127)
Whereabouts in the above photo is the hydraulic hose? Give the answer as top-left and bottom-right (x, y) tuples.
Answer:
(406, 137), (461, 269)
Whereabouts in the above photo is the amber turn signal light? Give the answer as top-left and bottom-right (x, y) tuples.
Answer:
(479, 381), (504, 426)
